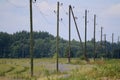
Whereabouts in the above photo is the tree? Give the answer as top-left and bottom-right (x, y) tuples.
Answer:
(0, 32), (12, 58)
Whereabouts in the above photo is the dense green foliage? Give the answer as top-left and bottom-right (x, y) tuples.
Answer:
(0, 31), (120, 58)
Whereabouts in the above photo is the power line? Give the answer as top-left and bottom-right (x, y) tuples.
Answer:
(59, 3), (68, 15)
(58, 3), (69, 28)
(33, 3), (49, 16)
(33, 3), (56, 25)
(6, 0), (27, 8)
(59, 20), (67, 27)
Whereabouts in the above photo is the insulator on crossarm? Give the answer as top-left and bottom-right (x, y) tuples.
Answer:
(54, 10), (56, 14)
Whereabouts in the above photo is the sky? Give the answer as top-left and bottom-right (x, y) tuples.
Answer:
(0, 0), (120, 42)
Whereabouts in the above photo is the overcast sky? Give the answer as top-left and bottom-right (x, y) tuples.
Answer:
(0, 0), (120, 42)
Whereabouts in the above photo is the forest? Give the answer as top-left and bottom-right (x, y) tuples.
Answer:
(0, 30), (120, 59)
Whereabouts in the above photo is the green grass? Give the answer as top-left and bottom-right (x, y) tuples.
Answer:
(0, 58), (120, 80)
(95, 59), (120, 79)
(59, 59), (120, 80)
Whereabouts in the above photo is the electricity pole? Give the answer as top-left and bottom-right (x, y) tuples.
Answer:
(30, 0), (34, 77)
(56, 2), (59, 72)
(68, 5), (71, 63)
(70, 6), (88, 61)
(118, 36), (119, 43)
(118, 36), (120, 58)
(85, 10), (88, 61)
(112, 33), (114, 58)
(101, 27), (103, 55)
(93, 14), (96, 61)
(104, 34), (107, 58)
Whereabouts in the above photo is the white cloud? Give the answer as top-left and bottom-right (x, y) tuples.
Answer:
(101, 4), (120, 17)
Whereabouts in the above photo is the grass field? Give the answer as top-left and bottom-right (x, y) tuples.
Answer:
(0, 58), (120, 80)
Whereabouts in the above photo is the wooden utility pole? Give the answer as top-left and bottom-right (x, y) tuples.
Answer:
(70, 6), (88, 61)
(112, 33), (114, 44)
(93, 14), (96, 61)
(70, 6), (83, 45)
(70, 6), (83, 49)
(30, 0), (34, 77)
(56, 2), (59, 72)
(68, 5), (71, 63)
(112, 33), (114, 58)
(104, 34), (107, 58)
(118, 36), (120, 43)
(118, 36), (120, 58)
(101, 27), (103, 54)
(84, 10), (88, 61)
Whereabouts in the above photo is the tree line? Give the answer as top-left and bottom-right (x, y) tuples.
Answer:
(0, 30), (120, 59)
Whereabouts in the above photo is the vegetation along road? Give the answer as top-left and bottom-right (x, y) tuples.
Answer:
(0, 58), (120, 80)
